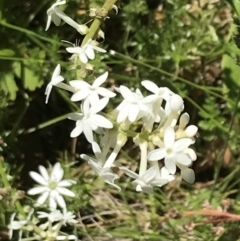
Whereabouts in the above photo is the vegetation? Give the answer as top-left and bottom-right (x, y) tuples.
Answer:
(1, 0), (240, 240)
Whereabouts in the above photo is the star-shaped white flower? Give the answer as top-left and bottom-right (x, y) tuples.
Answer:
(8, 213), (27, 241)
(28, 162), (76, 210)
(66, 39), (106, 64)
(141, 80), (174, 101)
(45, 64), (64, 104)
(45, 0), (66, 31)
(8, 209), (34, 241)
(68, 97), (113, 143)
(116, 86), (155, 123)
(120, 166), (174, 193)
(69, 71), (116, 105)
(81, 153), (121, 190)
(148, 127), (194, 175)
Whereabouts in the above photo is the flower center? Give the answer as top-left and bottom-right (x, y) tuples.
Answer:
(166, 148), (173, 155)
(48, 181), (57, 190)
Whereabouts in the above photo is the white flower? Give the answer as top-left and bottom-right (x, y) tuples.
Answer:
(141, 80), (174, 101)
(37, 209), (77, 225)
(120, 166), (174, 193)
(37, 210), (62, 222)
(68, 97), (113, 143)
(148, 127), (193, 174)
(80, 153), (121, 190)
(116, 86), (155, 123)
(45, 64), (64, 104)
(28, 162), (76, 209)
(45, 0), (66, 31)
(178, 113), (198, 137)
(8, 213), (27, 241)
(66, 39), (106, 64)
(69, 71), (116, 105)
(61, 209), (78, 225)
(56, 235), (77, 240)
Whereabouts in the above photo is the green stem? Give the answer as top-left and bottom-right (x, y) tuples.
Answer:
(81, 0), (118, 46)
(0, 161), (24, 215)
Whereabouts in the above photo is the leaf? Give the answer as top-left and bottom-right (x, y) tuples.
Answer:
(221, 54), (240, 86)
(2, 73), (18, 100)
(233, 0), (240, 17)
(0, 48), (15, 56)
(23, 65), (43, 91)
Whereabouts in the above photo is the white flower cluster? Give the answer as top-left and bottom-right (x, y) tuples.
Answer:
(43, 0), (198, 193)
(8, 163), (78, 241)
(8, 207), (78, 241)
(8, 1), (198, 240)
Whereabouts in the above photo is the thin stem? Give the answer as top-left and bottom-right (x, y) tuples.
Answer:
(104, 133), (127, 168)
(81, 0), (118, 46)
(139, 141), (148, 176)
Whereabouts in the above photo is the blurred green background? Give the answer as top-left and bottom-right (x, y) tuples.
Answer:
(1, 0), (240, 240)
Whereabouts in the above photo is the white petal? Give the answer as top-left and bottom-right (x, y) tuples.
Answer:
(58, 180), (76, 187)
(85, 46), (95, 60)
(36, 191), (49, 206)
(91, 45), (106, 53)
(141, 80), (158, 94)
(52, 76), (64, 85)
(179, 113), (189, 129)
(117, 103), (129, 123)
(119, 167), (139, 179)
(57, 235), (76, 240)
(28, 186), (48, 195)
(54, 7), (79, 30)
(164, 157), (176, 174)
(181, 168), (195, 184)
(51, 163), (63, 182)
(185, 125), (198, 137)
(173, 138), (193, 152)
(49, 193), (57, 210)
(97, 87), (116, 98)
(164, 127), (175, 149)
(56, 187), (75, 197)
(128, 104), (139, 122)
(89, 91), (100, 106)
(45, 16), (52, 31)
(52, 64), (61, 79)
(71, 90), (89, 102)
(70, 122), (83, 138)
(55, 193), (66, 208)
(141, 166), (158, 183)
(29, 171), (48, 186)
(90, 97), (109, 114)
(90, 114), (113, 128)
(169, 94), (184, 111)
(148, 148), (166, 161)
(38, 166), (49, 181)
(69, 80), (90, 89)
(66, 47), (81, 54)
(92, 72), (108, 88)
(119, 85), (134, 101)
(68, 112), (82, 121)
(175, 153), (192, 166)
(83, 123), (94, 143)
(51, 13), (61, 26)
(185, 148), (197, 161)
(79, 52), (88, 64)
(45, 84), (52, 104)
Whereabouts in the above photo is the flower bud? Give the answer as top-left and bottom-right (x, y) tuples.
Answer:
(185, 125), (198, 137)
(97, 29), (105, 41)
(77, 24), (89, 35)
